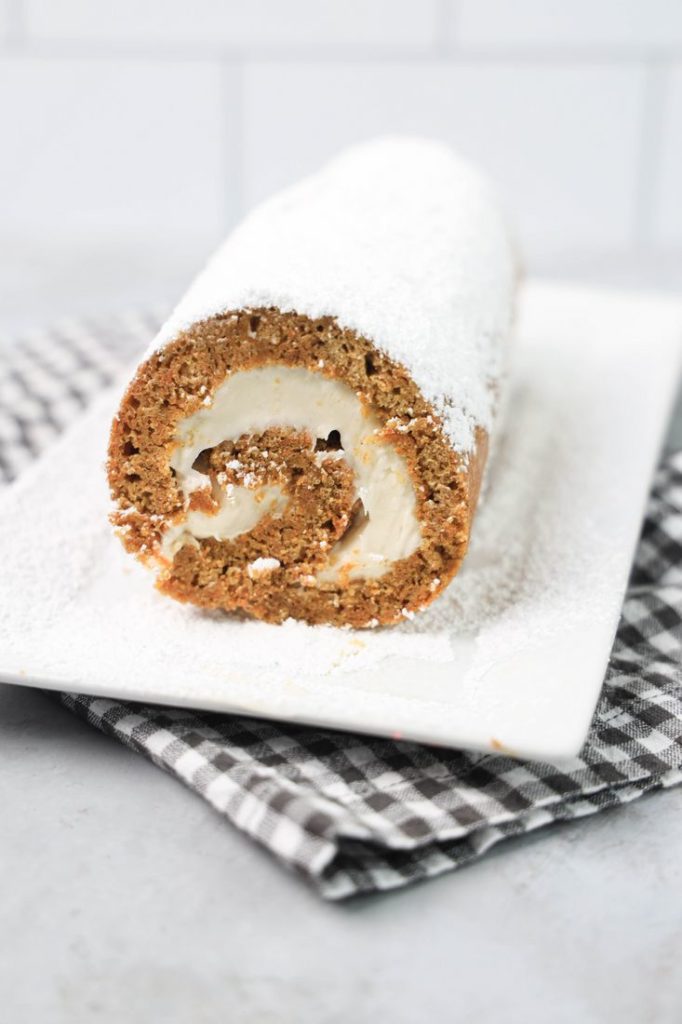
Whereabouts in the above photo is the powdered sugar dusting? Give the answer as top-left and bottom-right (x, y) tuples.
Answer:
(149, 137), (517, 453)
(1, 283), (680, 759)
(247, 556), (281, 579)
(0, 394), (452, 683)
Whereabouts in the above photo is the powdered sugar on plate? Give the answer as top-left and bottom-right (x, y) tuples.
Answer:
(0, 402), (454, 683)
(1, 282), (680, 759)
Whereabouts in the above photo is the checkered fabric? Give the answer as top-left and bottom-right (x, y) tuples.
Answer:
(2, 318), (682, 899)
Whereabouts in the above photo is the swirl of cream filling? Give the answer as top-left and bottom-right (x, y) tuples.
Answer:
(161, 365), (421, 581)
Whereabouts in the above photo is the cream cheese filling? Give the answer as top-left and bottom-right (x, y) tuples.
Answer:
(162, 365), (421, 580)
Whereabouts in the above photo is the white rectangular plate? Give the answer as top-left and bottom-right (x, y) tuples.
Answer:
(1, 282), (680, 761)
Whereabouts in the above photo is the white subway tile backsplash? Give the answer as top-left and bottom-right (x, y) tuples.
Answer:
(454, 0), (682, 53)
(0, 57), (232, 235)
(24, 0), (440, 53)
(242, 62), (645, 258)
(0, 3), (678, 275)
(652, 65), (682, 246)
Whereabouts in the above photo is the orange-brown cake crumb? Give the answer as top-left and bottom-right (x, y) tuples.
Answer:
(108, 308), (487, 627)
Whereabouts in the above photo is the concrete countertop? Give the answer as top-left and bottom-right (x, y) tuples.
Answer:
(1, 244), (681, 1023)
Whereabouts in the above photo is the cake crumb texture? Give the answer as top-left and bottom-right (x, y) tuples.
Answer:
(109, 308), (486, 627)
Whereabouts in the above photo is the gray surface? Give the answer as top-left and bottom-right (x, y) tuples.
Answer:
(1, 685), (681, 1024)
(1, 252), (682, 1023)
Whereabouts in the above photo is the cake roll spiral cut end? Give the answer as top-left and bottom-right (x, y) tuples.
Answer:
(108, 138), (517, 627)
(109, 308), (484, 627)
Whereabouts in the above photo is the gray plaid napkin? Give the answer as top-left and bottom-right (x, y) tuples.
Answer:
(1, 316), (681, 899)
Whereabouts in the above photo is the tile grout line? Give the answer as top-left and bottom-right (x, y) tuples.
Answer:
(634, 60), (669, 252)
(435, 0), (455, 56)
(5, 0), (26, 48)
(2, 35), (682, 65)
(223, 56), (244, 228)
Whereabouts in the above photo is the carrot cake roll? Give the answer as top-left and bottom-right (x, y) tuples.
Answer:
(108, 138), (517, 628)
